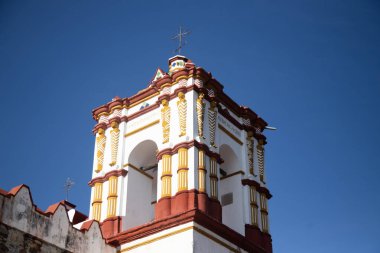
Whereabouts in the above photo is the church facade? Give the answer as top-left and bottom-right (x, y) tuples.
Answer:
(0, 55), (273, 253)
(89, 55), (273, 253)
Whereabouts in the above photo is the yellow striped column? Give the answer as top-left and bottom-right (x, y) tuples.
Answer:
(260, 193), (269, 233)
(107, 176), (118, 218)
(92, 182), (103, 221)
(161, 154), (172, 197)
(177, 148), (188, 191)
(198, 149), (206, 193)
(209, 157), (218, 199)
(249, 186), (259, 226)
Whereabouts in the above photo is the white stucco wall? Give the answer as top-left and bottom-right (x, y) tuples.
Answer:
(124, 167), (154, 229)
(119, 221), (248, 253)
(220, 174), (245, 235)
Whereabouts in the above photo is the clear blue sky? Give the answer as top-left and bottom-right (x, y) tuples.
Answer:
(1, 1), (379, 252)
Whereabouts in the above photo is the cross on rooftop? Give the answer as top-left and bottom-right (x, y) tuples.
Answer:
(171, 26), (190, 55)
(64, 177), (75, 201)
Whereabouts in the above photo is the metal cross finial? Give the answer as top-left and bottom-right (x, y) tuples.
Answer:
(64, 177), (75, 201)
(171, 26), (191, 55)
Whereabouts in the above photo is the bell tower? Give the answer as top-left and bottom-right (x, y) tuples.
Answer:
(89, 55), (273, 253)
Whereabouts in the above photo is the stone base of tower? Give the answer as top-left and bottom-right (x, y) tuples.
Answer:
(107, 209), (271, 253)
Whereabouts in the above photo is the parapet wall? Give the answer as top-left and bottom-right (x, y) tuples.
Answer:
(0, 185), (116, 253)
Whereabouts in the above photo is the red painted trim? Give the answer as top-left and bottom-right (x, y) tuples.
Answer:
(88, 169), (128, 186)
(108, 117), (121, 125)
(129, 86), (159, 106)
(100, 216), (123, 238)
(155, 189), (222, 222)
(92, 123), (107, 134)
(156, 140), (222, 162)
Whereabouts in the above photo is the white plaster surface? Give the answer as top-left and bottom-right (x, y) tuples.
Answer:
(119, 222), (248, 253)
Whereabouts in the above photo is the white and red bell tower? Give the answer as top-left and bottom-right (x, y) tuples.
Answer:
(88, 55), (273, 253)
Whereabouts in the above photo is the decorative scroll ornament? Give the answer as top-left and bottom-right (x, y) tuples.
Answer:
(109, 122), (120, 166)
(161, 99), (171, 143)
(208, 101), (218, 147)
(196, 93), (205, 138)
(257, 140), (265, 182)
(177, 92), (187, 137)
(247, 131), (254, 175)
(95, 128), (106, 172)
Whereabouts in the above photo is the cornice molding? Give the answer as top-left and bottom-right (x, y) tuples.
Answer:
(91, 62), (268, 137)
(156, 140), (222, 163)
(241, 179), (272, 199)
(88, 169), (128, 186)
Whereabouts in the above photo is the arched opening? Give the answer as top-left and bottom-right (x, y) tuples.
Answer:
(219, 144), (244, 234)
(125, 140), (158, 229)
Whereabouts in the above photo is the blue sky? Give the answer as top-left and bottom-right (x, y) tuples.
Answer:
(1, 0), (379, 252)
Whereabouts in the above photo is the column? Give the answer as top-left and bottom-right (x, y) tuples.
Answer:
(209, 157), (218, 199)
(92, 182), (103, 221)
(161, 154), (172, 197)
(155, 154), (173, 219)
(107, 176), (118, 218)
(249, 185), (259, 226)
(260, 193), (269, 233)
(198, 149), (206, 193)
(177, 148), (188, 191)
